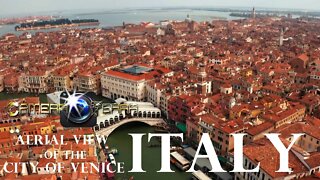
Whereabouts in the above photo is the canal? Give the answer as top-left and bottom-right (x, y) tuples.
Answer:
(0, 92), (48, 102)
(0, 92), (113, 103)
(107, 122), (192, 180)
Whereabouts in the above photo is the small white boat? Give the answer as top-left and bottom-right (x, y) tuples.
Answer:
(109, 154), (116, 165)
(108, 148), (118, 155)
(170, 146), (183, 152)
(170, 151), (190, 171)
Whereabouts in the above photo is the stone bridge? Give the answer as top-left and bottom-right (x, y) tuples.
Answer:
(95, 118), (165, 138)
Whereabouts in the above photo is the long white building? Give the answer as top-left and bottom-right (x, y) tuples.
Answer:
(101, 64), (172, 101)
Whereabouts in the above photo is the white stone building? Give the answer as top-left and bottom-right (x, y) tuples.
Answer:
(101, 65), (172, 101)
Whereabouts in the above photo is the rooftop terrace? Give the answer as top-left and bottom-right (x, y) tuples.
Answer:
(122, 65), (153, 75)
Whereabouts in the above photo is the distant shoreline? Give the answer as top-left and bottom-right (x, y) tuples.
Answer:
(15, 22), (99, 31)
(0, 16), (58, 25)
(1, 7), (316, 36)
(15, 19), (99, 31)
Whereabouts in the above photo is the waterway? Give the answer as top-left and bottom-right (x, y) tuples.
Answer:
(0, 92), (113, 103)
(0, 92), (48, 102)
(0, 8), (243, 36)
(107, 122), (191, 180)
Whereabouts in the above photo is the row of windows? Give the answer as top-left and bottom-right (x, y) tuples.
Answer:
(305, 135), (320, 144)
(110, 83), (136, 90)
(110, 88), (137, 96)
(1, 148), (20, 155)
(0, 126), (19, 132)
(53, 77), (66, 81)
(243, 159), (269, 180)
(26, 80), (43, 84)
(1, 142), (12, 148)
(310, 76), (320, 79)
(103, 76), (136, 85)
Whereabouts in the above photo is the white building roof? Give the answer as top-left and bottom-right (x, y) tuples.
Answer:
(192, 170), (212, 180)
(170, 151), (190, 166)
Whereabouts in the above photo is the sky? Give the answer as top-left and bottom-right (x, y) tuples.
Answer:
(0, 0), (319, 17)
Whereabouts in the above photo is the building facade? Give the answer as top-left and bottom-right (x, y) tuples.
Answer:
(73, 73), (101, 94)
(22, 72), (50, 93)
(101, 65), (171, 101)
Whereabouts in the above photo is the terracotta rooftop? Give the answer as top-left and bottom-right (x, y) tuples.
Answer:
(243, 138), (309, 178)
(105, 65), (163, 81)
(297, 54), (309, 62)
(246, 122), (274, 136)
(275, 122), (320, 140)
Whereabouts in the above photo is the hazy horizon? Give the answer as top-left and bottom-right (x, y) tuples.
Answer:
(0, 0), (319, 18)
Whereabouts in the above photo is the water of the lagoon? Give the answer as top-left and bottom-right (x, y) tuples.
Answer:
(0, 8), (242, 36)
(107, 122), (192, 180)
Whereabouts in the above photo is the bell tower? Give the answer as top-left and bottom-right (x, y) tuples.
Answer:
(197, 64), (210, 95)
(252, 7), (256, 19)
(279, 28), (284, 46)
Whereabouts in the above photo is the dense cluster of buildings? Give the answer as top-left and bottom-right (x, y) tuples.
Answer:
(0, 13), (320, 179)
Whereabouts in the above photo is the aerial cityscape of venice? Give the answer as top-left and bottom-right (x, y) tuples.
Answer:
(0, 0), (320, 180)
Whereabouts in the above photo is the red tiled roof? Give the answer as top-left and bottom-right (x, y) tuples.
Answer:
(105, 69), (160, 81)
(246, 122), (274, 136)
(38, 158), (55, 167)
(20, 174), (57, 180)
(275, 122), (320, 140)
(297, 54), (309, 62)
(243, 138), (309, 178)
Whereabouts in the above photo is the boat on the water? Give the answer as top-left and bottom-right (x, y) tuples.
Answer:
(109, 154), (116, 165)
(170, 146), (183, 152)
(108, 148), (119, 155)
(170, 151), (190, 171)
